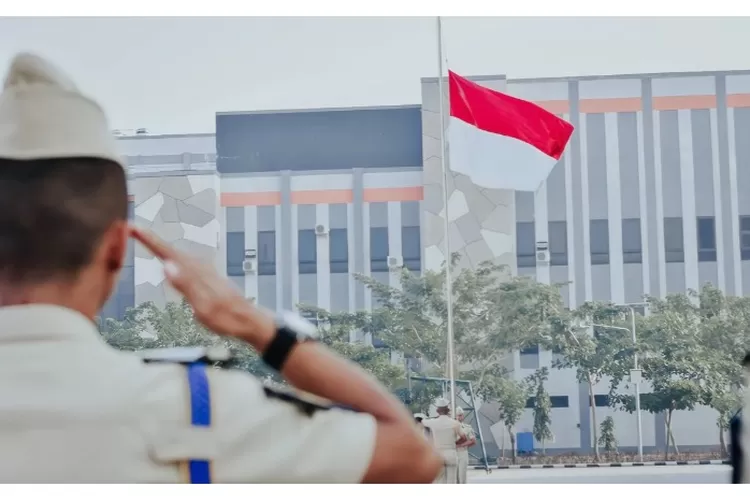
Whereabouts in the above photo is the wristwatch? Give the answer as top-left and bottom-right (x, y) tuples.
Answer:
(261, 311), (319, 372)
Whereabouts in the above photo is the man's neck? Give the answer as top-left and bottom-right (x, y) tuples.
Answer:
(0, 281), (99, 320)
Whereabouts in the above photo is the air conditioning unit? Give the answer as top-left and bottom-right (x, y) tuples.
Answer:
(242, 260), (256, 274)
(388, 255), (403, 269)
(535, 241), (550, 265)
(315, 224), (328, 236)
(244, 249), (257, 260)
(536, 250), (550, 264)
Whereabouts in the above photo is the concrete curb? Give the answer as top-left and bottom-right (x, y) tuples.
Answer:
(473, 460), (730, 470)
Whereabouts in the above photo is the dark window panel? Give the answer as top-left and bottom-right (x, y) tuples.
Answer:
(329, 228), (349, 273)
(258, 230), (276, 276)
(526, 396), (570, 409)
(548, 221), (568, 266)
(622, 218), (643, 264)
(697, 216), (717, 262)
(402, 226), (421, 272)
(664, 217), (685, 263)
(516, 221), (536, 268)
(370, 227), (389, 272)
(550, 396), (569, 408)
(216, 107), (423, 174)
(226, 231), (245, 277)
(741, 216), (750, 261)
(298, 229), (317, 274)
(520, 345), (539, 355)
(590, 219), (610, 265)
(591, 394), (610, 407)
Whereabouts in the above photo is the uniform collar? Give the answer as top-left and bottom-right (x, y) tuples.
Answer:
(0, 304), (102, 343)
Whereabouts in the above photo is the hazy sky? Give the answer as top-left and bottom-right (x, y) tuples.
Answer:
(0, 17), (746, 133)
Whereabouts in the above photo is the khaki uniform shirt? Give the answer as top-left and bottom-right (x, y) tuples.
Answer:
(457, 422), (475, 456)
(0, 305), (377, 483)
(423, 415), (463, 464)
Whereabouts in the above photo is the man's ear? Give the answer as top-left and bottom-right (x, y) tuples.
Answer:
(105, 220), (128, 272)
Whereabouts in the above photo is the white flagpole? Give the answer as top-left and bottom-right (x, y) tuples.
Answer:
(435, 16), (457, 416)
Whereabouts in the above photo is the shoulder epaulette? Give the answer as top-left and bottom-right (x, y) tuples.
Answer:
(138, 346), (233, 365)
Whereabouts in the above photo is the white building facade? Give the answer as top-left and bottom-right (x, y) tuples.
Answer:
(111, 68), (750, 456)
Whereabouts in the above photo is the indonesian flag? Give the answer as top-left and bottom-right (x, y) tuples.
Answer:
(448, 71), (574, 192)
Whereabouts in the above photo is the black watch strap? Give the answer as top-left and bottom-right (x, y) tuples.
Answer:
(261, 326), (298, 372)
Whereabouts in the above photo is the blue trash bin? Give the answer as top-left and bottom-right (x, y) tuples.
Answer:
(517, 432), (534, 455)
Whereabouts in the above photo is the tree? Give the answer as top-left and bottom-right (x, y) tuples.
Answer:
(475, 371), (530, 464)
(613, 293), (708, 460)
(550, 302), (635, 462)
(527, 367), (553, 454)
(100, 299), (275, 378)
(690, 285), (750, 456)
(598, 416), (618, 454)
(297, 305), (405, 390)
(349, 254), (566, 398)
(101, 300), (406, 390)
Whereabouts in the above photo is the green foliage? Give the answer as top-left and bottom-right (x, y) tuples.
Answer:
(598, 416), (618, 453)
(101, 299), (405, 388)
(100, 299), (274, 378)
(347, 254), (567, 395)
(528, 367), (553, 452)
(549, 301), (635, 461)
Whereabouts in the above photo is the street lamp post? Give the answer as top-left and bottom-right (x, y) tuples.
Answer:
(619, 302), (649, 463)
(592, 300), (648, 463)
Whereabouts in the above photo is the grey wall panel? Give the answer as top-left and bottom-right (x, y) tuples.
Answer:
(666, 263), (686, 293)
(298, 274), (318, 308)
(591, 265), (612, 301)
(619, 112), (641, 219)
(330, 273), (350, 313)
(660, 111), (683, 218)
(257, 276), (277, 310)
(586, 113), (609, 219)
(698, 262), (719, 288)
(623, 263), (645, 303)
(547, 161), (567, 222)
(298, 204), (317, 229)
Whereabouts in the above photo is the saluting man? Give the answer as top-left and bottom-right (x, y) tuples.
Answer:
(0, 52), (442, 483)
(454, 407), (477, 484)
(423, 398), (466, 484)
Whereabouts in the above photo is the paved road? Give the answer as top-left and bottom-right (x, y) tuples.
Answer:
(468, 465), (730, 483)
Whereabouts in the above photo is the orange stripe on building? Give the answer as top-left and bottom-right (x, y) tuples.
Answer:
(221, 187), (424, 206)
(535, 100), (569, 114)
(728, 93), (750, 108)
(363, 187), (423, 203)
(221, 191), (282, 206)
(580, 97), (642, 113)
(533, 93), (750, 114)
(653, 94), (717, 111)
(291, 189), (353, 204)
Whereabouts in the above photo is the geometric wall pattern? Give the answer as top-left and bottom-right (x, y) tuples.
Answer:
(132, 173), (221, 307)
(420, 75), (517, 277)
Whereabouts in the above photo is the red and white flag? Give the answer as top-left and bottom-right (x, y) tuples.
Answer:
(448, 70), (574, 192)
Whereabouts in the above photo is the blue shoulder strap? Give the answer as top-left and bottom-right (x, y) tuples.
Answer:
(186, 362), (212, 484)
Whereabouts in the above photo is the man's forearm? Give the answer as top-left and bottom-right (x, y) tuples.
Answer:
(282, 343), (412, 424)
(236, 313), (410, 425)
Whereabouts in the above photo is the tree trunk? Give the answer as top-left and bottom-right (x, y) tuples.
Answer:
(542, 438), (546, 455)
(719, 425), (728, 458)
(669, 425), (680, 456)
(664, 409), (672, 460)
(507, 425), (517, 465)
(500, 424), (507, 463)
(588, 377), (600, 462)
